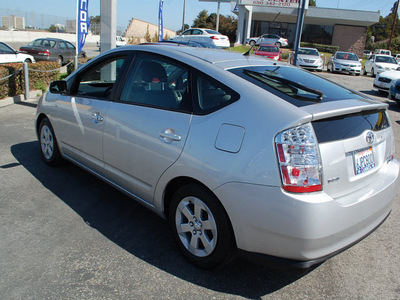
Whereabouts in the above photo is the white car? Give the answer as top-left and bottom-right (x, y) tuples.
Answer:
(170, 28), (230, 48)
(97, 36), (127, 50)
(373, 70), (400, 93)
(327, 51), (362, 75)
(247, 34), (288, 47)
(364, 54), (399, 77)
(0, 41), (35, 64)
(295, 47), (324, 71)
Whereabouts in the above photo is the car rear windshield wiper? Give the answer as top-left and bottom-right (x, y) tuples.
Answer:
(243, 69), (324, 102)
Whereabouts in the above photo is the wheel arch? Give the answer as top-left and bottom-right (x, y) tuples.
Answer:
(36, 113), (48, 137)
(163, 176), (213, 219)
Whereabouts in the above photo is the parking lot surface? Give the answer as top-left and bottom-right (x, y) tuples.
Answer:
(1, 72), (400, 299)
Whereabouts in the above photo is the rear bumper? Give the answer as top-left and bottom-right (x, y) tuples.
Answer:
(214, 159), (400, 265)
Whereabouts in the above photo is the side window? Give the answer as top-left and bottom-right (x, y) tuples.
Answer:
(194, 73), (239, 114)
(58, 42), (67, 49)
(66, 42), (75, 50)
(75, 57), (127, 99)
(119, 54), (191, 112)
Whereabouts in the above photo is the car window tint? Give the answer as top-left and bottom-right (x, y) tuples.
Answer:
(58, 42), (67, 49)
(76, 57), (127, 99)
(31, 39), (43, 47)
(119, 54), (191, 112)
(0, 43), (13, 54)
(194, 73), (239, 114)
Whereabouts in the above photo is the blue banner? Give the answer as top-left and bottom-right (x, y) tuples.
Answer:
(158, 0), (164, 42)
(77, 0), (90, 54)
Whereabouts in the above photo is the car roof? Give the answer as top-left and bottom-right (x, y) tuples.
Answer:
(102, 44), (283, 70)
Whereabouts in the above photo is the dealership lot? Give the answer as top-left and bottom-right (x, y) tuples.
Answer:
(1, 72), (400, 299)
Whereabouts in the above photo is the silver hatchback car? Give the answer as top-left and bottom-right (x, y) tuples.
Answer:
(36, 45), (400, 270)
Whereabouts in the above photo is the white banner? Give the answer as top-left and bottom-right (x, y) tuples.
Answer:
(239, 0), (309, 9)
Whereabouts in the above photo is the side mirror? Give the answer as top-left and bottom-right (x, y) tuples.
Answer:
(49, 80), (68, 94)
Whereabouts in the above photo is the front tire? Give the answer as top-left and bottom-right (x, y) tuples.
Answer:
(39, 118), (63, 166)
(275, 42), (281, 47)
(371, 68), (376, 77)
(169, 184), (236, 269)
(249, 40), (256, 47)
(57, 56), (63, 66)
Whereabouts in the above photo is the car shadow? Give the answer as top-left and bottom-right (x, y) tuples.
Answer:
(11, 141), (307, 299)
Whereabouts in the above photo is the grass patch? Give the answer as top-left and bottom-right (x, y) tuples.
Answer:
(58, 72), (69, 81)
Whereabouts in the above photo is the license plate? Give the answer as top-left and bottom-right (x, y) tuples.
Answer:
(353, 147), (375, 175)
(346, 67), (351, 71)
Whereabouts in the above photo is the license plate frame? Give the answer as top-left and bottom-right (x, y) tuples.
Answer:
(353, 147), (375, 175)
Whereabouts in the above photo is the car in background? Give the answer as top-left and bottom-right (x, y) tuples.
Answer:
(159, 40), (220, 49)
(247, 34), (288, 47)
(327, 51), (362, 75)
(363, 54), (399, 77)
(19, 38), (86, 66)
(393, 53), (400, 63)
(363, 50), (373, 59)
(374, 49), (391, 56)
(36, 44), (399, 270)
(388, 78), (400, 105)
(373, 70), (400, 93)
(0, 41), (35, 64)
(97, 35), (127, 50)
(170, 28), (230, 48)
(254, 44), (282, 60)
(294, 47), (324, 71)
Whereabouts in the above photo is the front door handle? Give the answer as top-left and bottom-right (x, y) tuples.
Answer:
(160, 129), (182, 143)
(91, 112), (104, 123)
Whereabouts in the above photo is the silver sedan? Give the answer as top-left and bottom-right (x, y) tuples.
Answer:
(36, 45), (400, 270)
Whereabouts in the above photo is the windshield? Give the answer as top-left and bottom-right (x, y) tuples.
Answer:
(258, 46), (279, 52)
(298, 48), (319, 56)
(375, 56), (398, 64)
(229, 65), (367, 107)
(335, 52), (359, 61)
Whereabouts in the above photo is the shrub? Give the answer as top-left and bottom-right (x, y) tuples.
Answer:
(0, 61), (59, 99)
(67, 57), (93, 75)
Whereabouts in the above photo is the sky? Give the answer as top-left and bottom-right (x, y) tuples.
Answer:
(1, 0), (398, 32)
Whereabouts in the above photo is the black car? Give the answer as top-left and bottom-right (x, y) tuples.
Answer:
(19, 38), (86, 66)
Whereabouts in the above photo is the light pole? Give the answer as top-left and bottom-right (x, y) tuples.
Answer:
(182, 0), (186, 32)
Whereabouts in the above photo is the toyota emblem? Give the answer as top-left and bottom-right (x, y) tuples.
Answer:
(366, 131), (375, 144)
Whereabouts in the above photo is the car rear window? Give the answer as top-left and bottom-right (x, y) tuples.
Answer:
(312, 110), (390, 143)
(229, 65), (367, 107)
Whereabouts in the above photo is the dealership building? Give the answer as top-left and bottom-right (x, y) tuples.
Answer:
(203, 0), (380, 56)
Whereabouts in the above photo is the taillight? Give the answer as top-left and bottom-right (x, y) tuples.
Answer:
(275, 123), (322, 193)
(210, 36), (220, 40)
(38, 50), (50, 56)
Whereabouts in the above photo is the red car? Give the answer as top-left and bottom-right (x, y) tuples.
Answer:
(254, 44), (282, 61)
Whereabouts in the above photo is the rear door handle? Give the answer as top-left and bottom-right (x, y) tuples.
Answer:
(160, 129), (182, 143)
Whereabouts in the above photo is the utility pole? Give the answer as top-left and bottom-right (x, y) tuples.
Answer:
(182, 0), (186, 32)
(389, 0), (400, 51)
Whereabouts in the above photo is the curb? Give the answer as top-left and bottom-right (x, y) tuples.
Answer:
(0, 90), (43, 108)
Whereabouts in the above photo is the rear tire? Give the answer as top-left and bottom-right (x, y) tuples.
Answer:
(169, 184), (236, 269)
(371, 68), (376, 77)
(249, 40), (256, 47)
(275, 42), (282, 47)
(39, 118), (63, 166)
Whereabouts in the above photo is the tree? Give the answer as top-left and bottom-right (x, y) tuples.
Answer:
(90, 15), (101, 35)
(193, 10), (209, 28)
(176, 24), (189, 35)
(145, 25), (151, 42)
(309, 0), (317, 6)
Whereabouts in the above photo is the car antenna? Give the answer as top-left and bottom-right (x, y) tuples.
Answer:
(243, 44), (255, 56)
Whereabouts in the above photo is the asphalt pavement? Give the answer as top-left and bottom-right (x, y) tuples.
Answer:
(0, 72), (400, 299)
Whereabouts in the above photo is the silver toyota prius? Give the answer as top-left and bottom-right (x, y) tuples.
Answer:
(36, 45), (400, 270)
